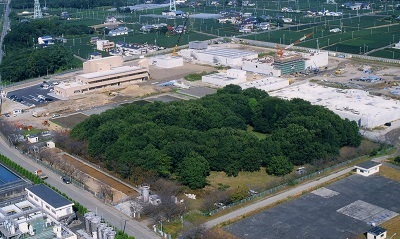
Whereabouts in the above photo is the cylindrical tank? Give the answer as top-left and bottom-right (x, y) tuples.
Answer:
(107, 230), (116, 239)
(97, 223), (107, 239)
(141, 185), (150, 202)
(91, 216), (101, 236)
(102, 227), (112, 239)
(84, 212), (96, 234)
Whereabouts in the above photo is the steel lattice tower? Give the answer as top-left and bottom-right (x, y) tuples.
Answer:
(169, 0), (176, 12)
(34, 0), (43, 19)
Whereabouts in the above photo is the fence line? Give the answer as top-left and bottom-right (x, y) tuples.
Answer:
(204, 149), (391, 216)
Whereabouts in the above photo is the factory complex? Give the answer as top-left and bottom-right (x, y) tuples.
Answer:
(270, 83), (400, 128)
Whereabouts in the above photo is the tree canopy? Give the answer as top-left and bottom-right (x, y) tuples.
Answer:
(70, 85), (361, 188)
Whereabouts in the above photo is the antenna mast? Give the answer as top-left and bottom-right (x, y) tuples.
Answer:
(34, 0), (43, 19)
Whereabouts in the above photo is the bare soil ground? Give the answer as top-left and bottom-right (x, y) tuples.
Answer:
(61, 154), (138, 197)
(51, 113), (89, 129)
(149, 62), (215, 81)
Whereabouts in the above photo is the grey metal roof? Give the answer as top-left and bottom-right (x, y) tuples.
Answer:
(355, 161), (381, 170)
(27, 184), (73, 209)
(367, 226), (386, 236)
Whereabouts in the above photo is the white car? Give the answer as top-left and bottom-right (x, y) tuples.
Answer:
(330, 28), (341, 33)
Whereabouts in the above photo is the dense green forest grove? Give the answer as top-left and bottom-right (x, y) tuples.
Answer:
(0, 19), (90, 82)
(70, 85), (362, 189)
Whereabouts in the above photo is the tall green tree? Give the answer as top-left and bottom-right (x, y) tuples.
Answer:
(266, 156), (293, 176)
(177, 152), (210, 189)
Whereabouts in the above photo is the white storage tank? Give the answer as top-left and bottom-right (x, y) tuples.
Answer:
(141, 185), (150, 202)
(91, 216), (101, 236)
(107, 230), (116, 239)
(102, 227), (113, 239)
(97, 223), (107, 239)
(84, 212), (96, 234)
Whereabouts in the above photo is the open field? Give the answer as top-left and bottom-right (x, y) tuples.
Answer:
(50, 113), (89, 129)
(207, 167), (278, 191)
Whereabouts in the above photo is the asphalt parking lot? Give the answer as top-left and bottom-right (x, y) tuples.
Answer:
(6, 82), (59, 108)
(224, 175), (400, 239)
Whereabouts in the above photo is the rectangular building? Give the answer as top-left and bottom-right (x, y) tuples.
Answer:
(26, 184), (74, 220)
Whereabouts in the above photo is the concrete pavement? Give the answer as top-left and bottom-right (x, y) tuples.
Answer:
(204, 166), (354, 228)
(0, 136), (160, 239)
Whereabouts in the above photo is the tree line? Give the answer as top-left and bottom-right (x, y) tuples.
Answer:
(70, 85), (362, 189)
(0, 18), (90, 83)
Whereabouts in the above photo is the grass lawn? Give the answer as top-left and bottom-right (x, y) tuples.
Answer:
(207, 167), (277, 190)
(379, 165), (400, 182)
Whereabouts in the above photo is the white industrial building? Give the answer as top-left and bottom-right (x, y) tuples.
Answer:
(202, 69), (247, 86)
(151, 56), (184, 68)
(183, 47), (258, 67)
(270, 83), (400, 128)
(240, 77), (289, 92)
(242, 51), (328, 76)
(0, 184), (77, 239)
(242, 57), (281, 76)
(26, 184), (74, 220)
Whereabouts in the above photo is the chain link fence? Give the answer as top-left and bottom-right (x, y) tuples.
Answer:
(204, 149), (392, 216)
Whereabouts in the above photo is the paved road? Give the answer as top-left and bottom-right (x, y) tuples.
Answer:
(204, 166), (354, 228)
(0, 136), (160, 239)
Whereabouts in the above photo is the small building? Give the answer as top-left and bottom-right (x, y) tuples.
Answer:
(105, 16), (118, 23)
(96, 40), (115, 52)
(26, 184), (74, 220)
(38, 36), (53, 45)
(27, 135), (38, 143)
(354, 161), (382, 176)
(366, 226), (387, 239)
(46, 141), (55, 148)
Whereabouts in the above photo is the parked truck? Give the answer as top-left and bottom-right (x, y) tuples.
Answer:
(32, 109), (48, 117)
(34, 170), (48, 179)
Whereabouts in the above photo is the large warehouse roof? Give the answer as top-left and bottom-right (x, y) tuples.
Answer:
(270, 83), (400, 128)
(200, 48), (257, 59)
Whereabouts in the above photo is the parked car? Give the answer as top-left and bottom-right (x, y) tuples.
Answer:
(61, 176), (71, 184)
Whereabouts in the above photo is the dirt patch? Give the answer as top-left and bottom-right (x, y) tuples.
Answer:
(149, 62), (216, 81)
(61, 153), (138, 197)
(51, 113), (89, 129)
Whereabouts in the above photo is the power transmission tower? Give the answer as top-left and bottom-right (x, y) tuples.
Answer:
(34, 0), (43, 19)
(169, 0), (176, 12)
